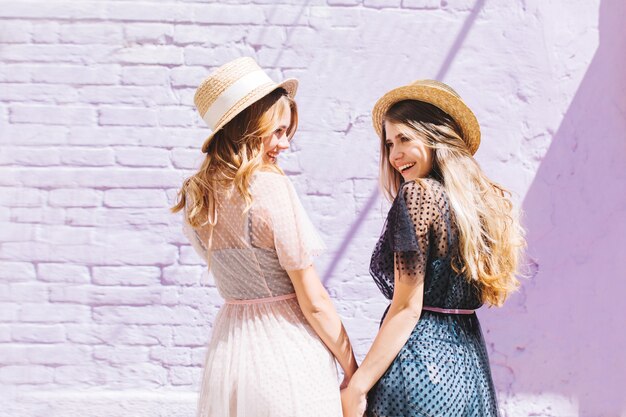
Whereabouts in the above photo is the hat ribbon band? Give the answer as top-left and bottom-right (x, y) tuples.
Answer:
(202, 70), (274, 129)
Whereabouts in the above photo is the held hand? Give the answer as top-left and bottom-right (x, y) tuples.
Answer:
(340, 374), (350, 390)
(340, 385), (367, 417)
(340, 362), (358, 390)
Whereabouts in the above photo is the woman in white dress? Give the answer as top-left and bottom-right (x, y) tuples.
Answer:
(172, 57), (357, 417)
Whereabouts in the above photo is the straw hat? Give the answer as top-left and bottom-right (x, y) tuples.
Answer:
(372, 79), (481, 155)
(194, 57), (298, 152)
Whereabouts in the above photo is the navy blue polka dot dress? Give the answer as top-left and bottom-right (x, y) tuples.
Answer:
(367, 178), (500, 417)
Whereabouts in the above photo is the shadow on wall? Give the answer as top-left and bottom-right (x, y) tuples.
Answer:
(322, 0), (486, 283)
(484, 0), (626, 415)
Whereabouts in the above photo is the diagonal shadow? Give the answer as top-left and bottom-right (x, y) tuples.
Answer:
(322, 0), (486, 284)
(483, 0), (626, 414)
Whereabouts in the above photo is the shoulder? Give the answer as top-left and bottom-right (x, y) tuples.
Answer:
(398, 177), (445, 202)
(251, 169), (298, 212)
(253, 169), (291, 185)
(251, 170), (292, 195)
(395, 178), (450, 225)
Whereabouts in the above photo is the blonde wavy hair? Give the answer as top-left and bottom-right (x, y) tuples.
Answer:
(379, 100), (525, 307)
(171, 88), (298, 229)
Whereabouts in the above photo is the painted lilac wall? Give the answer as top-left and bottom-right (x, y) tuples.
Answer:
(1, 1), (623, 416)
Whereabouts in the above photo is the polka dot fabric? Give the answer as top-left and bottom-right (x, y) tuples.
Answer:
(368, 178), (499, 417)
(184, 171), (340, 417)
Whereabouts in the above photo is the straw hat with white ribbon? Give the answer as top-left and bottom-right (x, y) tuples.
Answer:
(372, 79), (481, 155)
(194, 57), (298, 152)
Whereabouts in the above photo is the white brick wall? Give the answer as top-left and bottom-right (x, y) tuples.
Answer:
(1, 0), (622, 416)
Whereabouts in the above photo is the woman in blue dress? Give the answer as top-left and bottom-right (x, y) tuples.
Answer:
(341, 80), (526, 417)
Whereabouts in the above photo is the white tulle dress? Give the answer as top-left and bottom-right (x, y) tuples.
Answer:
(183, 170), (342, 417)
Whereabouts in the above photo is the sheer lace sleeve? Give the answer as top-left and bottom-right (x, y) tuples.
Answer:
(370, 179), (441, 298)
(391, 180), (436, 283)
(254, 172), (325, 271)
(182, 218), (208, 262)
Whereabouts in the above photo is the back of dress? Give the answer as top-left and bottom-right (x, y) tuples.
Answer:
(370, 178), (482, 310)
(367, 178), (499, 417)
(185, 170), (343, 417)
(183, 170), (324, 301)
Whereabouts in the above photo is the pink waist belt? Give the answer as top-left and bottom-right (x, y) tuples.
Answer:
(225, 293), (297, 305)
(422, 306), (475, 315)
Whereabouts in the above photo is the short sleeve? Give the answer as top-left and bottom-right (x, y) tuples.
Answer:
(390, 180), (434, 283)
(256, 173), (325, 271)
(182, 217), (208, 262)
(370, 179), (438, 298)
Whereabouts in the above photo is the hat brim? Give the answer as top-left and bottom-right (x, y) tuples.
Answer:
(201, 78), (298, 152)
(372, 84), (481, 155)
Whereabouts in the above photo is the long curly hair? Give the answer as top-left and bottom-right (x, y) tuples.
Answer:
(379, 100), (525, 307)
(171, 88), (298, 229)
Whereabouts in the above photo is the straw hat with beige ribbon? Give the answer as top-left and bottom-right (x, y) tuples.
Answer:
(194, 57), (298, 153)
(372, 79), (481, 155)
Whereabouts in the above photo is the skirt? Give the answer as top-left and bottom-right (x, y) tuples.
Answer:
(196, 296), (342, 417)
(367, 310), (500, 417)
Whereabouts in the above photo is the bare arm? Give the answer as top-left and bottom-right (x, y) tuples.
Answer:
(341, 181), (434, 416)
(341, 268), (424, 417)
(350, 277), (423, 393)
(287, 266), (358, 381)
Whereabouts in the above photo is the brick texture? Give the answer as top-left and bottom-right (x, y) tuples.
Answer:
(1, 1), (623, 416)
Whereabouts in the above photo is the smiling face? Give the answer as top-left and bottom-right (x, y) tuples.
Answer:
(261, 100), (292, 165)
(384, 120), (434, 181)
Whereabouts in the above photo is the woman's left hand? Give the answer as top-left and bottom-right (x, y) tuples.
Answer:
(340, 385), (367, 417)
